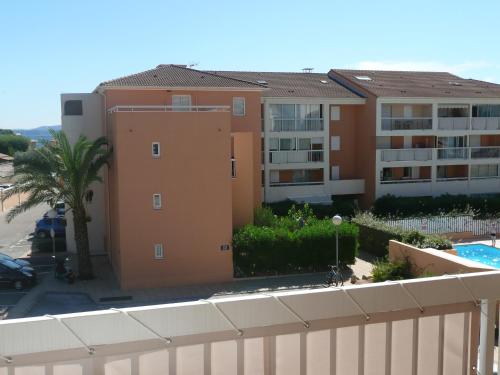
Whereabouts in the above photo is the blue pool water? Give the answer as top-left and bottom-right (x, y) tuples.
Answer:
(455, 244), (500, 268)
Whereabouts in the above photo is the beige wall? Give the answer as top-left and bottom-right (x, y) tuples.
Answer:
(232, 132), (255, 228)
(388, 240), (493, 276)
(108, 111), (234, 289)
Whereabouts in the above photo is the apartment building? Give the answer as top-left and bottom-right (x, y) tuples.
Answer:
(61, 65), (500, 288)
(329, 69), (500, 206)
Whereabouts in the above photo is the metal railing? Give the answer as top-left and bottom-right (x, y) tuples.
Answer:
(271, 118), (323, 132)
(380, 178), (431, 184)
(107, 105), (230, 113)
(436, 176), (468, 182)
(269, 181), (323, 187)
(381, 117), (432, 131)
(471, 117), (500, 130)
(437, 117), (470, 130)
(380, 148), (433, 162)
(437, 147), (469, 160)
(470, 146), (500, 159)
(269, 150), (324, 164)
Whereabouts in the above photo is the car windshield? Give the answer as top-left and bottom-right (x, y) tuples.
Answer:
(0, 259), (22, 270)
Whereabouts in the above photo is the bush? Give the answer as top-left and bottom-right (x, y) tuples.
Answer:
(0, 133), (30, 156)
(233, 217), (358, 277)
(373, 193), (500, 218)
(266, 198), (358, 219)
(372, 258), (413, 282)
(254, 207), (277, 227)
(352, 213), (452, 257)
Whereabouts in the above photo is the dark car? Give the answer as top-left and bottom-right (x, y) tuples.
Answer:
(0, 259), (36, 290)
(35, 217), (66, 239)
(0, 252), (33, 271)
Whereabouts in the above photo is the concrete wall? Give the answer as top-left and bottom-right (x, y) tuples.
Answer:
(108, 111), (234, 289)
(60, 93), (106, 254)
(232, 132), (255, 228)
(388, 240), (493, 275)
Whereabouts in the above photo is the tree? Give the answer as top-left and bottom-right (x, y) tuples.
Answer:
(0, 132), (30, 155)
(1, 130), (111, 279)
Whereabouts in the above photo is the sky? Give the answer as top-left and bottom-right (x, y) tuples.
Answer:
(1, 0), (500, 129)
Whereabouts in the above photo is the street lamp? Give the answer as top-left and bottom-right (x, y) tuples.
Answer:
(46, 208), (57, 261)
(331, 215), (342, 268)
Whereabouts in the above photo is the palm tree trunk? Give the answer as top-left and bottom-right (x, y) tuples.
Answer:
(73, 206), (94, 279)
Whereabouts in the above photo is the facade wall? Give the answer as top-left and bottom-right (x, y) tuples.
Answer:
(108, 111), (234, 289)
(61, 93), (106, 254)
(232, 132), (255, 228)
(329, 105), (360, 179)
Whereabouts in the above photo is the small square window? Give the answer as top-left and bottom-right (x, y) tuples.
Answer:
(331, 136), (340, 151)
(154, 243), (164, 259)
(172, 95), (191, 111)
(233, 97), (245, 116)
(331, 106), (340, 121)
(153, 194), (162, 209)
(64, 100), (83, 116)
(152, 142), (160, 158)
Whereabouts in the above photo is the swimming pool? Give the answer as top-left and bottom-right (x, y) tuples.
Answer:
(455, 244), (500, 268)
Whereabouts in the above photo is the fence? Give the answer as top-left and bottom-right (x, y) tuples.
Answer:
(384, 215), (500, 236)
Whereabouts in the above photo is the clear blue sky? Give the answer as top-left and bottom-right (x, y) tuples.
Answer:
(1, 0), (499, 129)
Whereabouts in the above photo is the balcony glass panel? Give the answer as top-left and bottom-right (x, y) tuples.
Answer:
(381, 118), (432, 131)
(437, 148), (468, 160)
(270, 104), (323, 132)
(470, 147), (500, 159)
(380, 148), (433, 162)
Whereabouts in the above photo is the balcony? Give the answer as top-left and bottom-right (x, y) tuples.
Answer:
(271, 118), (323, 132)
(379, 148), (433, 162)
(380, 178), (432, 184)
(381, 117), (433, 131)
(437, 147), (469, 160)
(438, 117), (470, 130)
(1, 271), (499, 375)
(471, 117), (500, 131)
(470, 146), (500, 159)
(269, 150), (324, 164)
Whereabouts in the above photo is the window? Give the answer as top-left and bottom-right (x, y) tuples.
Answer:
(331, 106), (340, 121)
(331, 136), (340, 151)
(331, 166), (340, 180)
(153, 194), (162, 209)
(64, 100), (83, 116)
(471, 164), (499, 178)
(232, 97), (245, 116)
(152, 142), (160, 158)
(472, 105), (500, 118)
(154, 244), (164, 259)
(231, 158), (236, 178)
(172, 95), (191, 111)
(279, 138), (296, 151)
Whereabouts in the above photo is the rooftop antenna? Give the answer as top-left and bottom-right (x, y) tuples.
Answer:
(302, 68), (314, 73)
(188, 62), (199, 68)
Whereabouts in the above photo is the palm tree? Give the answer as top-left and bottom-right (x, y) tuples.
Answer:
(1, 130), (111, 279)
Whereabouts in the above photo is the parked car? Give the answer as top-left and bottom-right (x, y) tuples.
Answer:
(0, 259), (36, 290)
(35, 217), (66, 239)
(0, 252), (33, 271)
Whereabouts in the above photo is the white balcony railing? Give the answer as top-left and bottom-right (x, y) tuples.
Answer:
(269, 150), (324, 164)
(438, 117), (470, 130)
(1, 271), (499, 375)
(437, 147), (469, 160)
(380, 148), (433, 162)
(471, 117), (500, 130)
(271, 118), (323, 132)
(470, 146), (500, 159)
(107, 105), (230, 113)
(381, 117), (433, 131)
(380, 178), (432, 184)
(436, 176), (469, 182)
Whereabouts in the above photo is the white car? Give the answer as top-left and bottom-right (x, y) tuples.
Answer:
(0, 252), (33, 271)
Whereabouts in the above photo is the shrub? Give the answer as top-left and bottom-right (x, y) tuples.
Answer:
(266, 198), (358, 220)
(352, 213), (452, 257)
(233, 218), (358, 276)
(254, 207), (277, 227)
(0, 134), (30, 156)
(373, 193), (500, 219)
(372, 258), (413, 282)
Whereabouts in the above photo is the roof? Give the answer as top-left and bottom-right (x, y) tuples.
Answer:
(330, 69), (500, 98)
(211, 71), (361, 98)
(98, 65), (265, 89)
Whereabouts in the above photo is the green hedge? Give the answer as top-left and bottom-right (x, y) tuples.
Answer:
(352, 213), (452, 257)
(373, 194), (500, 218)
(266, 198), (358, 219)
(233, 218), (358, 276)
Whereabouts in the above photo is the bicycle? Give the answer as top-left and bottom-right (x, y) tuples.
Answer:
(325, 264), (344, 287)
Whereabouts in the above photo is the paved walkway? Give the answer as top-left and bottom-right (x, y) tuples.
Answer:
(6, 253), (374, 319)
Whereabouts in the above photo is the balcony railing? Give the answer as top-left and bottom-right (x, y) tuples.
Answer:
(380, 148), (432, 162)
(380, 178), (431, 184)
(2, 271), (499, 375)
(470, 146), (500, 159)
(271, 118), (323, 132)
(269, 150), (324, 164)
(437, 147), (469, 160)
(381, 117), (433, 131)
(436, 176), (468, 182)
(269, 181), (323, 186)
(438, 117), (470, 130)
(107, 105), (230, 113)
(471, 117), (500, 130)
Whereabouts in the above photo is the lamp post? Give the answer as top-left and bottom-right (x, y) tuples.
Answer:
(331, 215), (342, 268)
(46, 208), (57, 261)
